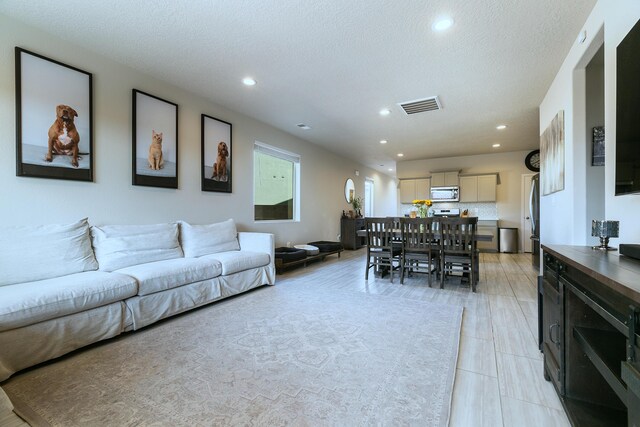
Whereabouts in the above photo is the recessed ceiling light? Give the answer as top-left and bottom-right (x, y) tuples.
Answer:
(432, 17), (454, 32)
(496, 124), (507, 130)
(379, 108), (391, 116)
(380, 139), (388, 144)
(242, 77), (256, 86)
(397, 153), (404, 157)
(492, 143), (501, 148)
(296, 123), (311, 130)
(388, 168), (393, 171)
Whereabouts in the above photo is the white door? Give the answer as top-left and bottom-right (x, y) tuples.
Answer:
(364, 178), (374, 217)
(521, 174), (534, 253)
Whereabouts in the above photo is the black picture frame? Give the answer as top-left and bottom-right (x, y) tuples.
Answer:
(132, 89), (179, 188)
(15, 47), (93, 181)
(201, 114), (232, 193)
(592, 126), (605, 166)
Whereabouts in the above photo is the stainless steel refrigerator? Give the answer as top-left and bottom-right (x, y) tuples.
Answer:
(530, 173), (540, 269)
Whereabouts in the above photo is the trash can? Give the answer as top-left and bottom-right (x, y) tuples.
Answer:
(499, 227), (518, 253)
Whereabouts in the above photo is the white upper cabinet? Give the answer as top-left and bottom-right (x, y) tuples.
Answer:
(399, 179), (416, 204)
(459, 174), (497, 202)
(477, 174), (497, 201)
(430, 171), (459, 187)
(400, 178), (431, 203)
(459, 176), (479, 202)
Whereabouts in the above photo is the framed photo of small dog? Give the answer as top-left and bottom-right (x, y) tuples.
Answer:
(15, 47), (93, 181)
(201, 114), (232, 193)
(132, 89), (178, 188)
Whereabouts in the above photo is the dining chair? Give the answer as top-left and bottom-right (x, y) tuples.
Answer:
(365, 217), (401, 283)
(439, 217), (479, 292)
(399, 217), (439, 286)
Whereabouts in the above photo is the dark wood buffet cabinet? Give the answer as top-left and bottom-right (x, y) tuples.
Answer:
(340, 217), (366, 250)
(541, 245), (640, 426)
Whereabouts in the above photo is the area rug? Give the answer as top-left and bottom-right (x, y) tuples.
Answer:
(3, 283), (463, 426)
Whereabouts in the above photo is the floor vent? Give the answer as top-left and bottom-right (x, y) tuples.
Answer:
(398, 96), (441, 115)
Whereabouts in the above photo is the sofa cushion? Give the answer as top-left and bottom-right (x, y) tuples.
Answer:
(0, 271), (137, 332)
(179, 219), (240, 257)
(200, 251), (270, 275)
(91, 223), (183, 272)
(115, 257), (222, 296)
(0, 218), (98, 287)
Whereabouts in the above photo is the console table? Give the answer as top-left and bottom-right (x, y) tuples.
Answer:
(541, 245), (640, 426)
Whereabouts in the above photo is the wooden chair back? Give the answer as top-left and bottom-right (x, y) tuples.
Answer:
(400, 217), (438, 254)
(365, 217), (396, 250)
(439, 217), (478, 255)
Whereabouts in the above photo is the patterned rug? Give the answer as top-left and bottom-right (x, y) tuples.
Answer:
(2, 282), (462, 426)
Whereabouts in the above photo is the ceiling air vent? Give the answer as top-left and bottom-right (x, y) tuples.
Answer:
(398, 96), (441, 115)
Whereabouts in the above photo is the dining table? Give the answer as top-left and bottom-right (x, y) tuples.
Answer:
(355, 228), (494, 241)
(357, 225), (493, 281)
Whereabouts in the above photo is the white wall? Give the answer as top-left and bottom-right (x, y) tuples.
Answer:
(397, 151), (533, 251)
(539, 1), (640, 247)
(0, 15), (396, 247)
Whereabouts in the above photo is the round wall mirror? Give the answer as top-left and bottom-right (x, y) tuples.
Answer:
(344, 178), (355, 203)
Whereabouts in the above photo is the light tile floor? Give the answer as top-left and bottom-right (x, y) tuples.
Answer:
(275, 249), (570, 427)
(0, 249), (569, 426)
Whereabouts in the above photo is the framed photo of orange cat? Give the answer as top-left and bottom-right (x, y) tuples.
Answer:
(201, 114), (232, 193)
(132, 89), (178, 188)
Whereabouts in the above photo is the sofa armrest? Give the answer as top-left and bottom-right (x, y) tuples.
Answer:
(238, 232), (274, 259)
(238, 232), (275, 284)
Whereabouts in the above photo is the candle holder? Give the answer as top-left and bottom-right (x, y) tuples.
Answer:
(591, 220), (619, 251)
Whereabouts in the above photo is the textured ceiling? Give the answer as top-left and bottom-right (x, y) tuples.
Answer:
(0, 0), (597, 175)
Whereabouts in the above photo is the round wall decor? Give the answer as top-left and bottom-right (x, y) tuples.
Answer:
(525, 149), (540, 172)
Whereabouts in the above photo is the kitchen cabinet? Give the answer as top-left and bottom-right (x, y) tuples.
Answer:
(477, 220), (498, 252)
(459, 174), (497, 202)
(415, 178), (430, 199)
(430, 171), (459, 187)
(541, 245), (640, 426)
(399, 178), (430, 203)
(459, 176), (477, 202)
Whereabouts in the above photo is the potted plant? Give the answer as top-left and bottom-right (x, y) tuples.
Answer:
(351, 196), (363, 217)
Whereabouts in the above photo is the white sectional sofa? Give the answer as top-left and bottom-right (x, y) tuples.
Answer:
(0, 218), (275, 381)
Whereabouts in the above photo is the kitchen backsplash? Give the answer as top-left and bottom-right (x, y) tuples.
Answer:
(399, 202), (498, 220)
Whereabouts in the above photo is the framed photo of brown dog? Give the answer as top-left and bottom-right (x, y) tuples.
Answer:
(15, 47), (93, 181)
(201, 114), (232, 193)
(132, 89), (178, 189)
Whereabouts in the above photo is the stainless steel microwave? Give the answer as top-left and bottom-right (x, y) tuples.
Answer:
(430, 186), (459, 202)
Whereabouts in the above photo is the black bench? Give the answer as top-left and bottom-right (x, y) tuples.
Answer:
(274, 243), (343, 273)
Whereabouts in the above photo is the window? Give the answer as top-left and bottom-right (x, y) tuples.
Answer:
(254, 142), (300, 221)
(364, 178), (374, 217)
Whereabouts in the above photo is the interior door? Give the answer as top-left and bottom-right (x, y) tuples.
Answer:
(364, 178), (374, 217)
(521, 174), (534, 253)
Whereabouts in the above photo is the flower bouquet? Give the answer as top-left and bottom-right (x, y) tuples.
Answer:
(412, 199), (433, 218)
